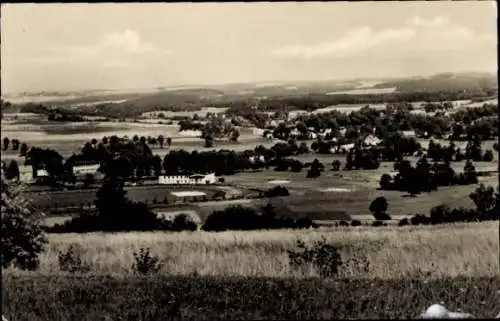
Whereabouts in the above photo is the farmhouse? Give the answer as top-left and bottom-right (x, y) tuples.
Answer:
(170, 190), (208, 203)
(158, 173), (216, 185)
(402, 130), (416, 138)
(363, 134), (382, 147)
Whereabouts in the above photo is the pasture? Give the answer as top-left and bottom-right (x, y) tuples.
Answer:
(223, 170), (488, 220)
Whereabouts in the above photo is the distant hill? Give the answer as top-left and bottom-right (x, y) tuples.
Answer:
(373, 72), (497, 93)
(2, 71), (496, 118)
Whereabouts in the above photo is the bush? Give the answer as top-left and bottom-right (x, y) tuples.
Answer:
(1, 181), (47, 270)
(369, 196), (391, 220)
(338, 220), (349, 227)
(202, 205), (314, 231)
(48, 202), (171, 233)
(410, 214), (431, 226)
(295, 217), (318, 229)
(306, 167), (322, 178)
(429, 204), (451, 224)
(397, 218), (409, 226)
(372, 221), (388, 227)
(170, 214), (198, 232)
(290, 160), (304, 172)
(132, 247), (163, 275)
(482, 150), (494, 162)
(379, 174), (393, 190)
(287, 237), (343, 278)
(265, 186), (289, 198)
(351, 220), (362, 227)
(57, 245), (91, 273)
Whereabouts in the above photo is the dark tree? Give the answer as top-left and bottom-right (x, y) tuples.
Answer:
(482, 150), (494, 162)
(3, 137), (9, 151)
(463, 160), (478, 184)
(19, 143), (28, 156)
(465, 137), (483, 161)
(158, 135), (165, 148)
(306, 159), (322, 178)
(11, 139), (20, 151)
(95, 178), (128, 217)
(5, 160), (20, 180)
(469, 184), (498, 220)
(369, 196), (391, 220)
(379, 173), (392, 190)
(344, 150), (354, 170)
(204, 135), (214, 148)
(331, 160), (341, 171)
(297, 142), (310, 154)
(83, 173), (95, 188)
(230, 129), (240, 142)
(151, 155), (163, 177)
(290, 160), (303, 172)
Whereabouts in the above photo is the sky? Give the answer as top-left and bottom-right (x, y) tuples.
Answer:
(1, 2), (497, 94)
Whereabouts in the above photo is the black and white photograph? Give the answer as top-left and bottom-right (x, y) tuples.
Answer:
(1, 2), (499, 320)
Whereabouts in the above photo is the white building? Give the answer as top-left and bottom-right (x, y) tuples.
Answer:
(363, 134), (382, 147)
(73, 163), (100, 177)
(18, 165), (34, 183)
(402, 130), (416, 138)
(36, 169), (49, 177)
(158, 173), (216, 185)
(253, 128), (265, 136)
(289, 128), (300, 138)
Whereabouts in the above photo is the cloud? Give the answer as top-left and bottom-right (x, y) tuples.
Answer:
(268, 16), (495, 59)
(21, 29), (171, 66)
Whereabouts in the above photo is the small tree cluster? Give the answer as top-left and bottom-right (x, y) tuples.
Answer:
(379, 157), (479, 195)
(202, 204), (317, 232)
(402, 184), (498, 225)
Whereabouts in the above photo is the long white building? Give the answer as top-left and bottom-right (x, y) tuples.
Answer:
(158, 173), (216, 185)
(73, 163), (100, 177)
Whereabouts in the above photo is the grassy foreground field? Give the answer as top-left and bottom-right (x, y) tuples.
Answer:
(25, 222), (499, 278)
(2, 274), (499, 320)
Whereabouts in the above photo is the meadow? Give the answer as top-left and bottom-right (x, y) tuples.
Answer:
(24, 221), (500, 278)
(2, 222), (499, 320)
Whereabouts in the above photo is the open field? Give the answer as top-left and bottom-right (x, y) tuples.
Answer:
(13, 221), (499, 278)
(1, 114), (275, 159)
(326, 87), (397, 95)
(29, 184), (237, 209)
(141, 106), (229, 118)
(2, 274), (499, 320)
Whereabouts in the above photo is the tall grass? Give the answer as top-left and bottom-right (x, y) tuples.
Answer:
(9, 222), (497, 279)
